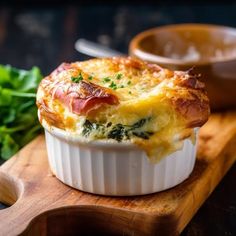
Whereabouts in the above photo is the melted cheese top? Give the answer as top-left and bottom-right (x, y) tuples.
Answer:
(37, 57), (209, 163)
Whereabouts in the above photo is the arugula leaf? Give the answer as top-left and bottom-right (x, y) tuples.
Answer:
(1, 134), (19, 160)
(0, 87), (12, 106)
(0, 65), (43, 161)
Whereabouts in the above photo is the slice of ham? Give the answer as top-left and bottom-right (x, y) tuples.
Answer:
(52, 80), (119, 115)
(38, 62), (119, 116)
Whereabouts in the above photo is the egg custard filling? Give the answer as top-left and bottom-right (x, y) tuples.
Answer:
(37, 57), (210, 162)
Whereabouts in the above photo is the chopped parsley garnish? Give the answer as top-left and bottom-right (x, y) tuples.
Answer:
(127, 80), (131, 85)
(116, 73), (123, 80)
(71, 73), (83, 83)
(120, 85), (124, 88)
(129, 91), (132, 94)
(103, 77), (111, 83)
(109, 81), (117, 90)
(88, 75), (93, 80)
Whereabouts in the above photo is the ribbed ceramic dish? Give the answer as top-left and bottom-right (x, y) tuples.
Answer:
(43, 124), (197, 196)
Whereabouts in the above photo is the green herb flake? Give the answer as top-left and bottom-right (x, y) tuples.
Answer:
(103, 77), (111, 83)
(129, 91), (132, 94)
(127, 80), (131, 85)
(88, 75), (93, 80)
(109, 81), (117, 90)
(120, 85), (125, 88)
(71, 73), (83, 83)
(116, 73), (123, 80)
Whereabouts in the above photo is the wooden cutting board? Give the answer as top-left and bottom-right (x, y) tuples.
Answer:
(0, 112), (236, 236)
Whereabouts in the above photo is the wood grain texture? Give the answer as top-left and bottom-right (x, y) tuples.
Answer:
(0, 112), (236, 236)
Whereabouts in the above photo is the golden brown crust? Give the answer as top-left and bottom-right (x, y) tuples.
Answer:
(38, 100), (64, 129)
(171, 94), (210, 128)
(52, 80), (119, 115)
(37, 57), (209, 130)
(37, 62), (119, 126)
(170, 71), (210, 127)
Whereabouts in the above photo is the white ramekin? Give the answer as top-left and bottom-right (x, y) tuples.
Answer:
(43, 124), (197, 196)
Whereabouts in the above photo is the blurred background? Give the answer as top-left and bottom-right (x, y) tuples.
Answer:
(1, 2), (236, 75)
(0, 1), (236, 236)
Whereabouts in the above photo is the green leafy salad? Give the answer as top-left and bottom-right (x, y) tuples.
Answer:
(0, 65), (43, 161)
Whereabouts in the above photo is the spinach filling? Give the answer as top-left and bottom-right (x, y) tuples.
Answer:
(82, 117), (153, 142)
(82, 120), (104, 137)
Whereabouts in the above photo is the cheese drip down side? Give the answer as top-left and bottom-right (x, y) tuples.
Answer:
(36, 57), (210, 163)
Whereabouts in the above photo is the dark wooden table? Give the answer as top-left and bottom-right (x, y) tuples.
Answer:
(0, 3), (235, 235)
